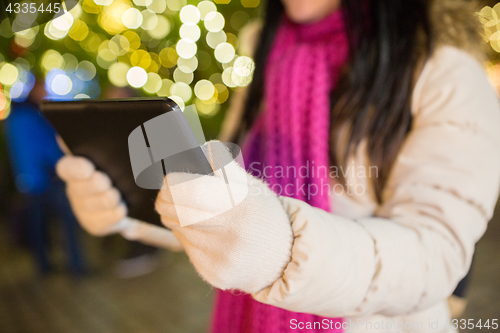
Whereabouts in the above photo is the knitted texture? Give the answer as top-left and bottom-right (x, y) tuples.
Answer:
(211, 10), (349, 333)
(157, 141), (294, 293)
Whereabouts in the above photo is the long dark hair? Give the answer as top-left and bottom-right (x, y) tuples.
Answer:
(236, 0), (434, 202)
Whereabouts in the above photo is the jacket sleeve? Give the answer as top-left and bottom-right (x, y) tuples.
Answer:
(252, 46), (500, 317)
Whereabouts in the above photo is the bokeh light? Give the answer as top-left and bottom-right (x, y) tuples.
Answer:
(127, 66), (148, 87)
(176, 39), (197, 59)
(198, 1), (217, 20)
(146, 15), (171, 39)
(180, 23), (201, 42)
(204, 11), (224, 32)
(108, 62), (131, 87)
(215, 42), (235, 63)
(0, 0), (265, 121)
(194, 79), (215, 100)
(0, 64), (19, 86)
(122, 8), (143, 29)
(179, 5), (200, 24)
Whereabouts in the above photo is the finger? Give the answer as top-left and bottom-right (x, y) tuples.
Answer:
(67, 171), (112, 197)
(78, 204), (128, 236)
(120, 218), (184, 251)
(57, 156), (95, 181)
(158, 177), (174, 203)
(155, 195), (179, 220)
(73, 188), (122, 212)
(202, 141), (233, 173)
(166, 172), (249, 211)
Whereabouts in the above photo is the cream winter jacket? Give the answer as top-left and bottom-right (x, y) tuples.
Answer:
(218, 13), (500, 333)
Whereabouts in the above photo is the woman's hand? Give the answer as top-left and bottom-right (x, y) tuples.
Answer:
(56, 156), (184, 251)
(155, 141), (293, 293)
(56, 156), (128, 236)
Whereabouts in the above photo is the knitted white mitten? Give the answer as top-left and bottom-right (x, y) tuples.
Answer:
(156, 141), (293, 293)
(56, 156), (183, 251)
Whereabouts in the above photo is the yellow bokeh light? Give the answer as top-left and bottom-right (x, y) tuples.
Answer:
(147, 52), (161, 72)
(491, 31), (500, 52)
(214, 83), (229, 103)
(83, 0), (102, 13)
(214, 0), (230, 4)
(0, 64), (18, 86)
(97, 49), (117, 68)
(170, 82), (192, 102)
(99, 49), (116, 62)
(122, 8), (143, 29)
(14, 34), (35, 48)
(206, 30), (226, 49)
(62, 53), (79, 72)
(204, 11), (224, 32)
(41, 50), (64, 73)
(45, 13), (75, 40)
(166, 0), (186, 11)
(233, 56), (255, 77)
(197, 1), (217, 20)
(123, 31), (142, 50)
(69, 20), (89, 41)
(130, 49), (152, 69)
(195, 97), (220, 117)
(180, 23), (201, 42)
(176, 39), (197, 59)
(159, 47), (178, 68)
(94, 0), (114, 6)
(147, 0), (166, 14)
(241, 0), (259, 8)
(76, 61), (97, 81)
(70, 3), (84, 19)
(53, 12), (74, 31)
(226, 32), (239, 49)
(194, 79), (215, 100)
(14, 27), (38, 48)
(109, 35), (131, 55)
(147, 15), (170, 39)
(98, 0), (131, 34)
(180, 5), (200, 24)
(157, 78), (174, 96)
(143, 72), (162, 93)
(177, 56), (198, 73)
(80, 32), (102, 53)
(215, 42), (235, 63)
(108, 62), (130, 87)
(173, 67), (193, 84)
(141, 10), (158, 30)
(133, 0), (152, 6)
(222, 67), (237, 88)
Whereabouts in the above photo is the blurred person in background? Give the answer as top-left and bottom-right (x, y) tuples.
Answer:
(55, 0), (500, 332)
(2, 78), (86, 275)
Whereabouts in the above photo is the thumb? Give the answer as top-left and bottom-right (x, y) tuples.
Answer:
(201, 140), (247, 181)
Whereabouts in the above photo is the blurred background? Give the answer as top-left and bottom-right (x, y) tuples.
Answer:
(0, 0), (499, 332)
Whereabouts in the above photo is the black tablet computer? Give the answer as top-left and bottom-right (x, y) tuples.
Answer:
(40, 97), (212, 226)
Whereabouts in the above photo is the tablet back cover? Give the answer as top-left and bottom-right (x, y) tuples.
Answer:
(40, 98), (181, 226)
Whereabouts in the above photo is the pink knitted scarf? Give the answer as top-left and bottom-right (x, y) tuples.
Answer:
(211, 10), (349, 333)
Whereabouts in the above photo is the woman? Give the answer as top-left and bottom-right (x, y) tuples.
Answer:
(56, 0), (500, 332)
